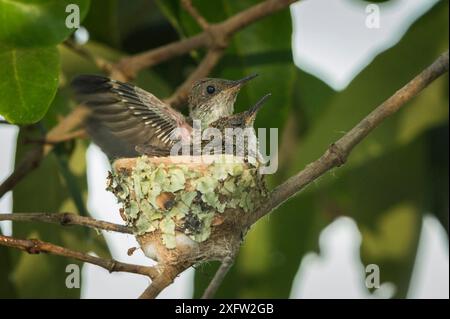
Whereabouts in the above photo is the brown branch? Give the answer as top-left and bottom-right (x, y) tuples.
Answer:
(202, 255), (235, 299)
(0, 234), (159, 279)
(181, 0), (210, 30)
(0, 212), (132, 234)
(24, 129), (87, 145)
(165, 49), (225, 107)
(248, 50), (449, 226)
(116, 0), (297, 80)
(139, 264), (190, 299)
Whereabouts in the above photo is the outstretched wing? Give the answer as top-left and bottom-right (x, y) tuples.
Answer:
(71, 75), (192, 158)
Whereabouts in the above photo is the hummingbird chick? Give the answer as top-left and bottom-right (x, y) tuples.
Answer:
(136, 93), (272, 159)
(71, 74), (257, 159)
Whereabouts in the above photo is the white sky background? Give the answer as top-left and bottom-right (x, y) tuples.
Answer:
(0, 0), (448, 299)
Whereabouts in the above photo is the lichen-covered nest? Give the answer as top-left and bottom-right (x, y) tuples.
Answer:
(108, 155), (267, 265)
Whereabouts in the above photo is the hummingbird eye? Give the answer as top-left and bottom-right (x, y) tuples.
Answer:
(206, 85), (216, 94)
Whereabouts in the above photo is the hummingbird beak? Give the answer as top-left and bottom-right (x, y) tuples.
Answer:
(228, 73), (258, 91)
(245, 93), (271, 126)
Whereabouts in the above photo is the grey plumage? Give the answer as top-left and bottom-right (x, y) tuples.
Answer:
(71, 74), (257, 159)
(136, 93), (271, 158)
(71, 75), (190, 158)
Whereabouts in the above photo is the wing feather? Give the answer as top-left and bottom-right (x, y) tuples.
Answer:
(71, 75), (191, 158)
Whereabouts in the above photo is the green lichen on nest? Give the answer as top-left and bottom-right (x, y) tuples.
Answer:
(107, 156), (268, 249)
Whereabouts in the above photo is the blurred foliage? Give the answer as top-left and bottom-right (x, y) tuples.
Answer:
(11, 125), (110, 298)
(0, 0), (448, 298)
(190, 0), (448, 298)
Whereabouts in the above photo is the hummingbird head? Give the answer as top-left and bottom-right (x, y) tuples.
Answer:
(211, 93), (271, 129)
(188, 74), (258, 127)
(244, 93), (271, 126)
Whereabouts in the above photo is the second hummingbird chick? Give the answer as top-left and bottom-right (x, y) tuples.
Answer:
(136, 93), (271, 158)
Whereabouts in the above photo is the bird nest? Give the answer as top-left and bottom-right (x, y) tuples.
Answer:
(108, 155), (268, 266)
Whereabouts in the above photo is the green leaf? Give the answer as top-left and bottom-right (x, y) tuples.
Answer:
(0, 46), (59, 124)
(0, 0), (90, 47)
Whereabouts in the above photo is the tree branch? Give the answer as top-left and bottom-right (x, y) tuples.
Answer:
(23, 129), (87, 145)
(116, 0), (297, 80)
(0, 212), (132, 234)
(202, 255), (235, 299)
(165, 49), (225, 107)
(0, 234), (159, 278)
(139, 264), (190, 299)
(248, 50), (449, 226)
(181, 0), (210, 30)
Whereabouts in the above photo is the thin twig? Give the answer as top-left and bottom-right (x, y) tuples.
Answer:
(202, 255), (235, 299)
(0, 212), (132, 234)
(248, 50), (449, 226)
(181, 0), (210, 30)
(24, 129), (87, 145)
(0, 234), (159, 278)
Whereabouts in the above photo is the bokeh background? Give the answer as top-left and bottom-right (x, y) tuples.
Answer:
(0, 0), (448, 298)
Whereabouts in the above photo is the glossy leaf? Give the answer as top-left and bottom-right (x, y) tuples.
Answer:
(0, 45), (59, 124)
(0, 0), (90, 47)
